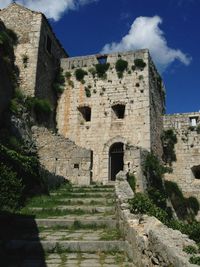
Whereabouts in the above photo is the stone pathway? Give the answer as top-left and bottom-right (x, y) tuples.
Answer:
(1, 184), (135, 267)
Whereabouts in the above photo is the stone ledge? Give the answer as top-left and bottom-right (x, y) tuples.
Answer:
(115, 177), (199, 267)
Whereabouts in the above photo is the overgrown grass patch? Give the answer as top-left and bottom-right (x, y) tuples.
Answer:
(100, 229), (122, 241)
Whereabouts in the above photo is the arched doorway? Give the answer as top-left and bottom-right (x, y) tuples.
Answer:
(109, 142), (124, 181)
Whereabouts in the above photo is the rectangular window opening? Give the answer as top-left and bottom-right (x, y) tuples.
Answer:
(189, 116), (198, 127)
(112, 104), (125, 119)
(74, 164), (79, 169)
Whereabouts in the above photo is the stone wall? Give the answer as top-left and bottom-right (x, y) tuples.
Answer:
(0, 20), (13, 120)
(57, 50), (164, 183)
(35, 15), (67, 109)
(32, 126), (92, 185)
(149, 56), (165, 158)
(164, 113), (200, 201)
(0, 3), (67, 114)
(115, 172), (199, 267)
(0, 3), (41, 97)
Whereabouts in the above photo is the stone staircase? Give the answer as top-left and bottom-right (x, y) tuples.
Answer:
(1, 184), (135, 267)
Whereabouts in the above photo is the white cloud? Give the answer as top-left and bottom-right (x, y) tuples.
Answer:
(0, 0), (98, 21)
(101, 16), (191, 71)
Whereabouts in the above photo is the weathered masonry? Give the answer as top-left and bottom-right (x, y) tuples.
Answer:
(57, 51), (165, 185)
(0, 3), (67, 126)
(164, 112), (200, 201)
(1, 3), (200, 198)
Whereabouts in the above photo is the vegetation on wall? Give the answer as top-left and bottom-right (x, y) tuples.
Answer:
(75, 68), (88, 83)
(95, 63), (110, 79)
(0, 163), (23, 212)
(129, 152), (200, 253)
(26, 97), (52, 124)
(134, 58), (146, 69)
(0, 142), (46, 213)
(53, 67), (65, 95)
(115, 59), (128, 78)
(161, 129), (177, 165)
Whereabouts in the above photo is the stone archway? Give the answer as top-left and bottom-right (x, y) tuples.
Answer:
(109, 142), (124, 181)
(102, 136), (128, 184)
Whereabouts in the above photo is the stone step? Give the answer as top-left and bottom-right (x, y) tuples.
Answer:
(28, 206), (115, 213)
(70, 188), (115, 192)
(1, 252), (135, 267)
(14, 218), (117, 228)
(53, 197), (115, 206)
(5, 240), (126, 253)
(8, 228), (122, 242)
(50, 192), (115, 198)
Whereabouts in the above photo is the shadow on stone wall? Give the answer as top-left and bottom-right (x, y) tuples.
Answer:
(0, 212), (47, 267)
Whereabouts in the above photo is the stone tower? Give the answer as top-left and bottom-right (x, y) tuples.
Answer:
(57, 50), (165, 185)
(0, 3), (68, 104)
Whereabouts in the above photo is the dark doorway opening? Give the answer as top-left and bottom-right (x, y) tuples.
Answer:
(109, 142), (124, 181)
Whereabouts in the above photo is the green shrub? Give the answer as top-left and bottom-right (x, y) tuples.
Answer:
(52, 68), (65, 95)
(26, 97), (52, 124)
(131, 65), (136, 71)
(9, 99), (20, 114)
(115, 59), (128, 78)
(33, 98), (52, 115)
(127, 173), (136, 192)
(53, 83), (64, 94)
(14, 88), (24, 101)
(65, 71), (71, 79)
(95, 63), (110, 78)
(161, 129), (177, 165)
(147, 187), (167, 210)
(134, 59), (146, 69)
(0, 163), (23, 212)
(0, 143), (46, 198)
(189, 256), (200, 265)
(183, 245), (198, 254)
(75, 68), (88, 81)
(144, 153), (166, 191)
(88, 67), (96, 77)
(129, 193), (169, 224)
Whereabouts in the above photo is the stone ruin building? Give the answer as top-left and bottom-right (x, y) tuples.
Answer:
(1, 3), (200, 201)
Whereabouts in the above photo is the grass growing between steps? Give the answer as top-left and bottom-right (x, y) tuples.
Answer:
(100, 229), (122, 240)
(38, 221), (108, 233)
(51, 192), (114, 198)
(20, 207), (102, 218)
(24, 197), (114, 208)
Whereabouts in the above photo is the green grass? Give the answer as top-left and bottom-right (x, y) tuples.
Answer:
(100, 229), (122, 241)
(20, 207), (101, 218)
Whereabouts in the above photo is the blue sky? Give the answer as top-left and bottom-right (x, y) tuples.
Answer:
(1, 0), (200, 114)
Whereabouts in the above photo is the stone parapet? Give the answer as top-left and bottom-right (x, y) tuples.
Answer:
(115, 176), (198, 267)
(32, 126), (92, 186)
